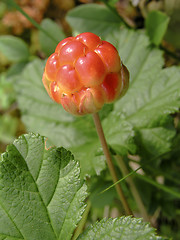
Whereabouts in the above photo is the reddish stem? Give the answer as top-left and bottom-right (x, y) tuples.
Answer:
(93, 112), (133, 215)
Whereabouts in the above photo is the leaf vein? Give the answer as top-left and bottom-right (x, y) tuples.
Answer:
(129, 50), (151, 88)
(12, 143), (58, 238)
(0, 201), (24, 239)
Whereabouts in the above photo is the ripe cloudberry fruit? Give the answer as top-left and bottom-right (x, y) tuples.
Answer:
(42, 32), (129, 116)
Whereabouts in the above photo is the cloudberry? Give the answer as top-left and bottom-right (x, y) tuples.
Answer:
(42, 32), (129, 116)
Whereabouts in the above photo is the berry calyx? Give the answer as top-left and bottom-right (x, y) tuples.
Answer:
(42, 32), (129, 116)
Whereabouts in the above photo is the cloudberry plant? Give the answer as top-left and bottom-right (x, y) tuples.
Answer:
(42, 32), (129, 115)
(43, 33), (132, 214)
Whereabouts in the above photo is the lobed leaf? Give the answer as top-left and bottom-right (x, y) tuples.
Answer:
(0, 133), (168, 240)
(0, 133), (87, 239)
(78, 216), (165, 239)
(105, 28), (180, 158)
(106, 29), (180, 128)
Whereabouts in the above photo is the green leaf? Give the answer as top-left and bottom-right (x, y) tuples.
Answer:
(70, 140), (106, 177)
(78, 216), (165, 239)
(66, 3), (121, 37)
(121, 66), (180, 128)
(105, 28), (180, 158)
(103, 112), (136, 155)
(0, 35), (29, 62)
(0, 133), (87, 239)
(136, 124), (176, 159)
(39, 18), (66, 56)
(145, 10), (170, 46)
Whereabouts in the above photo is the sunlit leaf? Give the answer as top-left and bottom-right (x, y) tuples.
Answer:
(0, 133), (87, 239)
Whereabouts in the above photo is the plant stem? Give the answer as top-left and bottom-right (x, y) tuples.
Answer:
(93, 112), (133, 216)
(115, 155), (150, 222)
(72, 200), (91, 240)
(100, 0), (132, 29)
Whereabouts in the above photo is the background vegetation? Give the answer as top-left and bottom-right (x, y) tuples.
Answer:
(0, 0), (180, 239)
